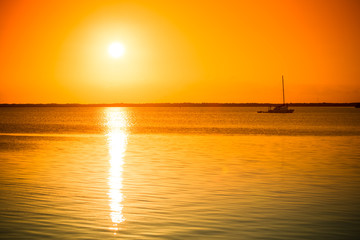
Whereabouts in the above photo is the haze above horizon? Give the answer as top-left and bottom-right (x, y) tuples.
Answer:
(1, 0), (359, 103)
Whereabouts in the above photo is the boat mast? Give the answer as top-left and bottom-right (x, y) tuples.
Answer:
(282, 75), (285, 105)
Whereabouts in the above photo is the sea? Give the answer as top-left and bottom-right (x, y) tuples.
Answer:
(0, 107), (359, 239)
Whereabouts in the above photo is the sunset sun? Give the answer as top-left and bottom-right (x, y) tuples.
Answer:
(108, 42), (125, 58)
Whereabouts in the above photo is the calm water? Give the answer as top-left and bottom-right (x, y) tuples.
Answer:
(0, 107), (360, 239)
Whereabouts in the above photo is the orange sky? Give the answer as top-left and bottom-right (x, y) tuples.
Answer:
(0, 0), (359, 103)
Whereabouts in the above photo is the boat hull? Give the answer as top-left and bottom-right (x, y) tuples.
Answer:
(257, 109), (294, 113)
(257, 105), (294, 113)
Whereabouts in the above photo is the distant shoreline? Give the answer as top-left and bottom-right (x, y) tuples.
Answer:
(0, 103), (359, 107)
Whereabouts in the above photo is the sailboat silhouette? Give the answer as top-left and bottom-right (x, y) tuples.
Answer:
(257, 76), (294, 113)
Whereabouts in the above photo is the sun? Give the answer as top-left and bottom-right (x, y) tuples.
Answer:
(108, 42), (125, 58)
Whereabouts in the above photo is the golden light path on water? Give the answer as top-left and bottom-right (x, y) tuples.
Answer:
(105, 108), (128, 234)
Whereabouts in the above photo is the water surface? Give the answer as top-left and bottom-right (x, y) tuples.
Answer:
(0, 107), (359, 239)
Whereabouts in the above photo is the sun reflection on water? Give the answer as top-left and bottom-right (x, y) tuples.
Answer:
(105, 108), (128, 233)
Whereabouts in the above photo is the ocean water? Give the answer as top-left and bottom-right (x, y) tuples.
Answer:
(0, 107), (359, 239)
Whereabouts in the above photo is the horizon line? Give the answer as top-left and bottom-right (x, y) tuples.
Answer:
(0, 102), (359, 107)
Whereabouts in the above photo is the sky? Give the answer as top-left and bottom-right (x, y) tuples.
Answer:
(0, 0), (359, 103)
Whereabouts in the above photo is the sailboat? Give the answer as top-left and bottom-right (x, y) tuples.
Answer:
(257, 76), (294, 113)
